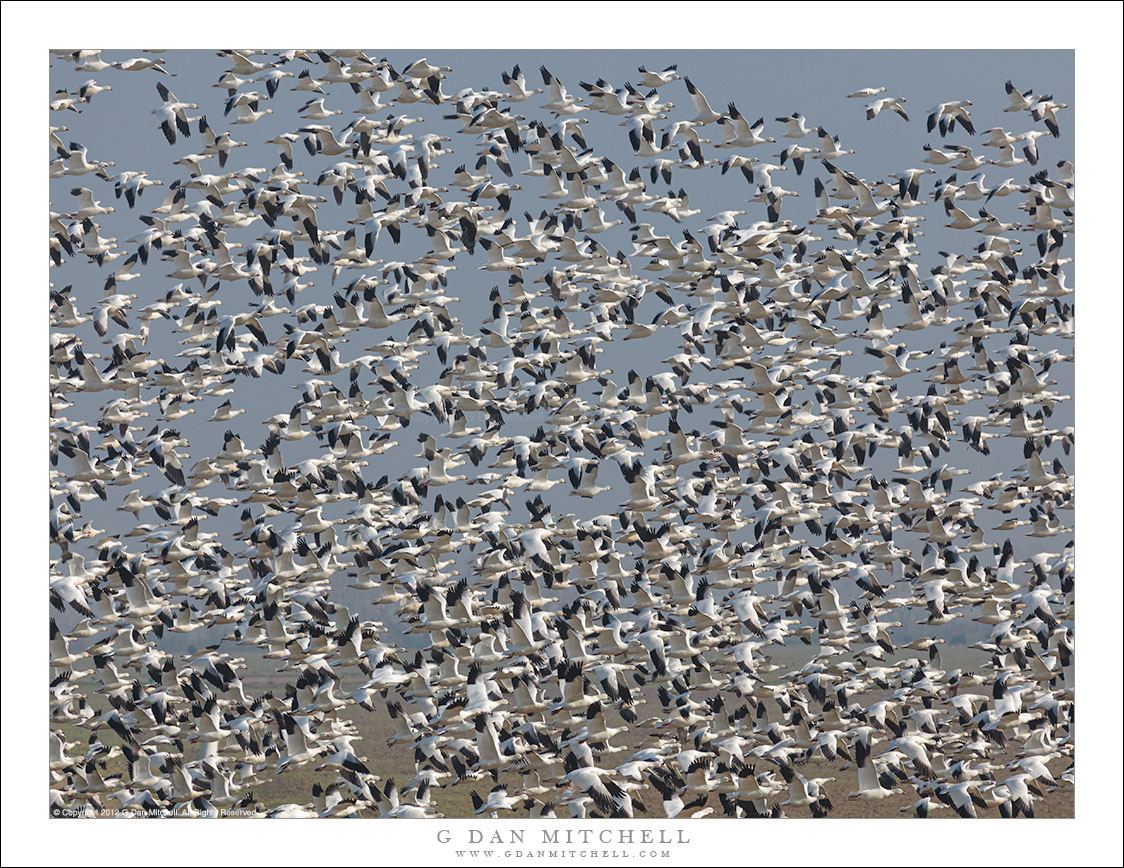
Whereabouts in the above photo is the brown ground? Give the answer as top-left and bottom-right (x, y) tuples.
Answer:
(51, 646), (1074, 818)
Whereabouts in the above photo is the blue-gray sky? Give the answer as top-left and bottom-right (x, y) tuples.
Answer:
(47, 49), (1074, 650)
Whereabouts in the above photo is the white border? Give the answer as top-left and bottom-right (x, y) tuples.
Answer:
(4, 3), (1121, 865)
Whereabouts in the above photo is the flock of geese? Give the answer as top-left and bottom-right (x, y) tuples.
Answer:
(49, 50), (1073, 819)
